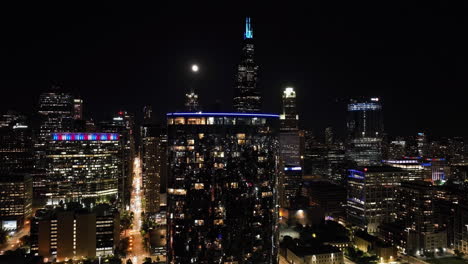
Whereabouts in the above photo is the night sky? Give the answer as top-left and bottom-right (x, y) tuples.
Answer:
(1, 3), (467, 137)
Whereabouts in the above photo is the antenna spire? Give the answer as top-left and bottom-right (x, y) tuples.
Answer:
(244, 17), (253, 39)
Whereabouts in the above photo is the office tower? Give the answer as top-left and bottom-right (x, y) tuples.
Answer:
(397, 181), (447, 254)
(99, 111), (135, 209)
(166, 112), (280, 264)
(141, 107), (166, 214)
(279, 87), (303, 207)
(185, 89), (201, 112)
(143, 105), (153, 122)
(37, 89), (74, 142)
(325, 127), (334, 145)
(347, 166), (406, 233)
(280, 87), (298, 130)
(0, 112), (34, 172)
(0, 172), (33, 230)
(233, 17), (261, 112)
(73, 98), (83, 120)
(36, 89), (74, 172)
(417, 132), (427, 157)
(346, 97), (383, 166)
(30, 203), (120, 261)
(44, 133), (122, 205)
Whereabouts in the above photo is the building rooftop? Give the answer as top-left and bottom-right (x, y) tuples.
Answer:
(289, 245), (341, 257)
(166, 112), (279, 118)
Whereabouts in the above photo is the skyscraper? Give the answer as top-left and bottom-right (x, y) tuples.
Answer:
(233, 17), (261, 113)
(166, 112), (279, 264)
(37, 89), (74, 142)
(141, 106), (166, 214)
(99, 111), (135, 209)
(73, 98), (83, 120)
(346, 97), (384, 166)
(185, 89), (201, 112)
(280, 87), (299, 131)
(279, 87), (303, 208)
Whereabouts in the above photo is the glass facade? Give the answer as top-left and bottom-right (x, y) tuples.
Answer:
(45, 132), (123, 205)
(233, 18), (261, 113)
(346, 97), (384, 166)
(167, 113), (279, 264)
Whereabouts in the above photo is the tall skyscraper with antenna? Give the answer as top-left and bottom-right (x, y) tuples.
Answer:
(233, 17), (261, 112)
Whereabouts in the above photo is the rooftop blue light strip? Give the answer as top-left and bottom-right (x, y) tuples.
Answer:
(244, 17), (253, 39)
(166, 112), (280, 118)
(284, 167), (302, 171)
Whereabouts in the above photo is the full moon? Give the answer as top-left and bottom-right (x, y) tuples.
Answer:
(191, 64), (199, 72)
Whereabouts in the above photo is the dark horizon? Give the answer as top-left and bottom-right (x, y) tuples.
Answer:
(1, 2), (467, 137)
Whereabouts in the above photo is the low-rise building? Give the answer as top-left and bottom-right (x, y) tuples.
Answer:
(30, 203), (119, 262)
(283, 245), (344, 264)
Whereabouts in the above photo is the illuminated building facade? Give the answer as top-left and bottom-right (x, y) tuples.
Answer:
(0, 112), (34, 172)
(141, 121), (166, 214)
(0, 173), (33, 230)
(279, 87), (304, 207)
(166, 112), (279, 264)
(346, 97), (383, 166)
(73, 98), (83, 120)
(99, 111), (135, 209)
(347, 166), (407, 233)
(45, 133), (122, 205)
(233, 17), (261, 113)
(185, 89), (201, 112)
(38, 90), (74, 142)
(30, 204), (120, 261)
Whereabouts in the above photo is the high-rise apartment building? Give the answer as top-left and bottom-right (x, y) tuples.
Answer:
(346, 97), (383, 166)
(166, 112), (280, 264)
(233, 17), (261, 113)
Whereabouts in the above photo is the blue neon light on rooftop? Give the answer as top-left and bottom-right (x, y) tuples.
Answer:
(244, 17), (253, 39)
(166, 112), (279, 118)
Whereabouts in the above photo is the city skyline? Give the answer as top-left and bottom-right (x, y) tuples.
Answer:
(1, 3), (467, 137)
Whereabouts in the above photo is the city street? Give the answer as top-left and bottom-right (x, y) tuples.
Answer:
(125, 157), (149, 263)
(0, 220), (30, 255)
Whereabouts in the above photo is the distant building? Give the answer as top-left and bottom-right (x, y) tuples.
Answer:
(30, 204), (119, 261)
(347, 166), (407, 233)
(141, 120), (166, 214)
(233, 17), (261, 112)
(454, 203), (468, 254)
(185, 89), (201, 112)
(166, 112), (279, 263)
(0, 113), (34, 172)
(278, 87), (304, 207)
(73, 98), (83, 120)
(0, 173), (33, 230)
(99, 111), (135, 209)
(346, 97), (383, 166)
(45, 133), (123, 205)
(282, 245), (344, 264)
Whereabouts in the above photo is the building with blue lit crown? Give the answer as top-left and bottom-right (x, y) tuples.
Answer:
(233, 17), (262, 113)
(166, 112), (279, 264)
